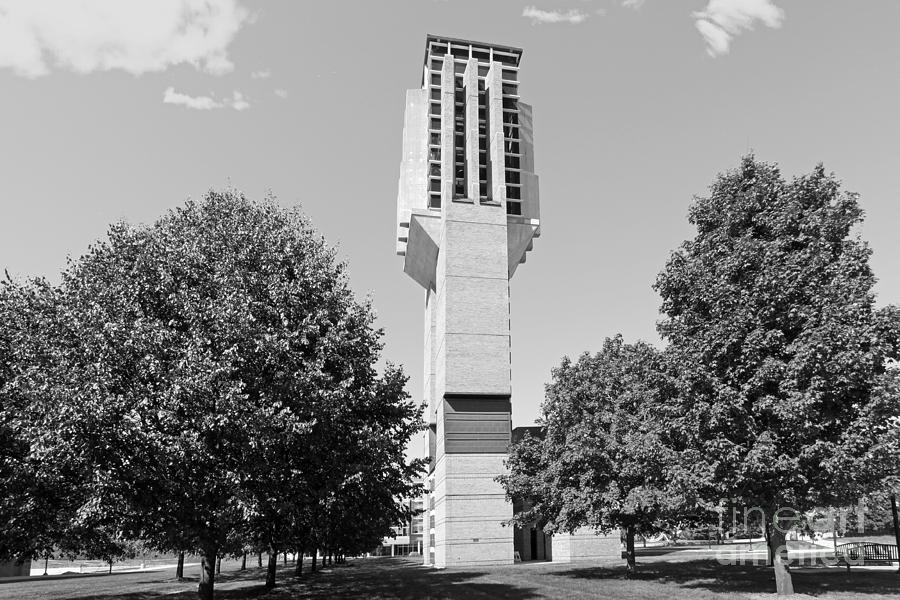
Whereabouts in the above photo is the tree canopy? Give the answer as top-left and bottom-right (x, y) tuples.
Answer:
(0, 190), (423, 600)
(655, 156), (900, 593)
(504, 156), (899, 594)
(502, 336), (695, 572)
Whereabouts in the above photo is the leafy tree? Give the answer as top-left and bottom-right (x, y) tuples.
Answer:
(0, 279), (60, 564)
(26, 190), (420, 599)
(2, 189), (425, 598)
(0, 278), (121, 567)
(291, 363), (424, 574)
(841, 367), (900, 535)
(502, 336), (695, 572)
(655, 156), (900, 594)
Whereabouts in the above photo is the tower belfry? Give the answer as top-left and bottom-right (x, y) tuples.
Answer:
(396, 34), (540, 568)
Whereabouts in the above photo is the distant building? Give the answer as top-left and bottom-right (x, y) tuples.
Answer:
(377, 498), (425, 556)
(0, 559), (31, 578)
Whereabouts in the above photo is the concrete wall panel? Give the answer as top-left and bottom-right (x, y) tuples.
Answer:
(444, 333), (511, 395)
(551, 528), (621, 563)
(443, 220), (508, 280)
(444, 276), (510, 337)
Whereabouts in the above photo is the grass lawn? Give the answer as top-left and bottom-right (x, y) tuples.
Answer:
(0, 555), (898, 599)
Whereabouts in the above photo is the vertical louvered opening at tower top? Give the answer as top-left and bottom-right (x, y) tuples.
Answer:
(478, 79), (488, 202)
(423, 35), (523, 212)
(454, 81), (465, 199)
(503, 88), (522, 216)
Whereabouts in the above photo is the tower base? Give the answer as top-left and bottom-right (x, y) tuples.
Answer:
(431, 453), (514, 568)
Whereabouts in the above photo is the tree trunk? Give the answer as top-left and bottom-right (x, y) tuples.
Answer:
(176, 552), (185, 580)
(295, 550), (304, 576)
(624, 524), (636, 574)
(890, 494), (900, 575)
(108, 560), (113, 574)
(265, 547), (278, 589)
(283, 551), (287, 565)
(311, 549), (317, 573)
(216, 556), (221, 576)
(240, 552), (246, 571)
(199, 551), (216, 600)
(767, 523), (794, 595)
(257, 551), (263, 568)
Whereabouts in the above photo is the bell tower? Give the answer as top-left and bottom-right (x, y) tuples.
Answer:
(395, 34), (540, 568)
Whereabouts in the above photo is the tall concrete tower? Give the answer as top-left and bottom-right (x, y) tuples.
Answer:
(395, 35), (540, 568)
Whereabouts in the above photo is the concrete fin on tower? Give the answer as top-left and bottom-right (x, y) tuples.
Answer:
(404, 211), (441, 290)
(506, 220), (539, 277)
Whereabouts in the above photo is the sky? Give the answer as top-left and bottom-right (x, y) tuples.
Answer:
(1, 0), (898, 435)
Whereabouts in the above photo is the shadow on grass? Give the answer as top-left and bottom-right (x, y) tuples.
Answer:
(551, 558), (900, 597)
(23, 558), (541, 600)
(257, 558), (542, 599)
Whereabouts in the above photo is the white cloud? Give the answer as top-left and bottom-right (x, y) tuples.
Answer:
(274, 88), (288, 99)
(250, 69), (271, 79)
(0, 0), (249, 78)
(522, 6), (590, 25)
(163, 87), (222, 110)
(693, 0), (784, 57)
(622, 0), (645, 9)
(163, 87), (249, 111)
(230, 90), (249, 111)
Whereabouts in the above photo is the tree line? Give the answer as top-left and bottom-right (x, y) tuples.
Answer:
(0, 190), (424, 600)
(500, 157), (900, 596)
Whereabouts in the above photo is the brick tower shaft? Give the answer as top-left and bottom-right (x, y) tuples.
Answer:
(396, 35), (540, 568)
